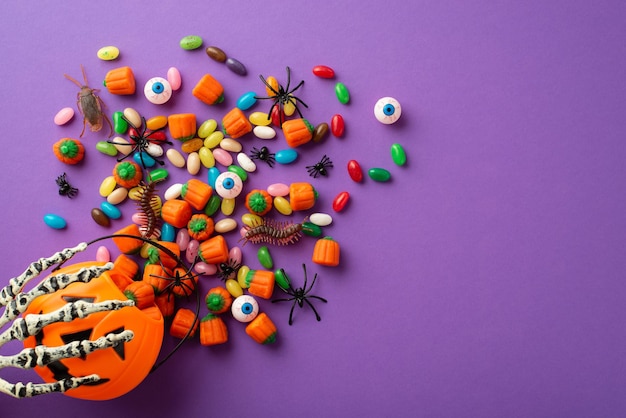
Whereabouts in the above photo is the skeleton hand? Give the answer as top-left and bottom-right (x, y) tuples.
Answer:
(0, 243), (134, 398)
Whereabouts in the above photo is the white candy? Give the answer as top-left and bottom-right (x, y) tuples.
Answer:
(309, 212), (333, 226)
(164, 183), (183, 200)
(253, 125), (276, 139)
(236, 152), (257, 172)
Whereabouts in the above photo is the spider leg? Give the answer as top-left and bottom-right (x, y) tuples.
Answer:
(303, 298), (323, 322)
(272, 296), (296, 303)
(288, 300), (297, 325)
(257, 74), (280, 97)
(284, 66), (292, 92)
(306, 294), (328, 303)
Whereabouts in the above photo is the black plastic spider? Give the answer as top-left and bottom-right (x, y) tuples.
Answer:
(55, 172), (78, 198)
(217, 258), (242, 281)
(272, 264), (327, 325)
(248, 146), (276, 167)
(108, 115), (172, 169)
(149, 256), (200, 300)
(255, 66), (308, 126)
(306, 155), (333, 178)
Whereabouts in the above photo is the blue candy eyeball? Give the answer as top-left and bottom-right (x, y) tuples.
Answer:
(214, 172), (243, 199)
(231, 295), (259, 323)
(144, 77), (172, 105)
(374, 97), (402, 124)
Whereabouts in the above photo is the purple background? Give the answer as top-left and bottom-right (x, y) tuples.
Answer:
(1, 1), (625, 417)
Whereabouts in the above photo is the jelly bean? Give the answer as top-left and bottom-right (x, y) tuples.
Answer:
(144, 77), (172, 105)
(249, 111), (271, 126)
(257, 246), (273, 269)
(302, 222), (322, 237)
(128, 187), (142, 201)
(161, 222), (175, 242)
(221, 197), (235, 216)
(134, 151), (156, 168)
(131, 212), (145, 225)
(146, 143), (164, 158)
(237, 265), (251, 289)
(96, 245), (111, 262)
(148, 168), (169, 182)
(44, 213), (67, 229)
(187, 152), (201, 175)
(112, 137), (131, 155)
(220, 138), (242, 153)
(97, 46), (120, 61)
(236, 152), (257, 173)
(207, 167), (220, 189)
(204, 131), (224, 148)
(204, 195), (221, 217)
(312, 65), (335, 79)
(212, 148), (233, 166)
(206, 46), (227, 62)
(368, 167), (391, 182)
(310, 212), (333, 226)
(227, 164), (248, 182)
(91, 208), (110, 227)
(312, 122), (329, 143)
(253, 125), (276, 140)
(229, 247), (243, 265)
(140, 243), (152, 259)
(198, 146), (216, 169)
(195, 261), (218, 276)
(226, 279), (244, 298)
(96, 141), (118, 156)
(198, 119), (218, 139)
(166, 148), (186, 168)
(282, 96), (296, 117)
(225, 57), (247, 76)
(215, 218), (237, 234)
(335, 82), (350, 104)
(123, 107), (141, 128)
(347, 159), (364, 182)
(391, 143), (407, 166)
(180, 35), (203, 50)
(237, 91), (257, 110)
(332, 191), (350, 212)
(374, 97), (402, 124)
(275, 268), (292, 291)
(242, 213), (262, 227)
(99, 176), (117, 197)
(100, 201), (122, 219)
(113, 111), (128, 134)
(146, 115), (168, 131)
(273, 196), (292, 216)
(167, 67), (182, 91)
(331, 114), (345, 137)
(164, 183), (183, 201)
(275, 148), (298, 164)
(186, 239), (199, 263)
(176, 229), (190, 251)
(107, 187), (128, 205)
(54, 107), (74, 125)
(267, 183), (289, 197)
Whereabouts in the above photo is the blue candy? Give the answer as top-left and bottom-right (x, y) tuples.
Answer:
(134, 151), (156, 168)
(275, 148), (299, 164)
(43, 213), (67, 229)
(100, 201), (122, 219)
(236, 91), (257, 111)
(161, 222), (175, 242)
(207, 167), (220, 189)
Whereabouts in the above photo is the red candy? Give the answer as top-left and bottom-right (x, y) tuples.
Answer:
(331, 114), (344, 137)
(347, 160), (363, 182)
(332, 191), (350, 212)
(312, 65), (335, 79)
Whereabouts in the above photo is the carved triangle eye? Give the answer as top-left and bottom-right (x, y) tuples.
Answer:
(62, 296), (96, 304)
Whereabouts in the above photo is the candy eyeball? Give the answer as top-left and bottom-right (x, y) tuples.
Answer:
(374, 97), (401, 124)
(231, 295), (259, 323)
(144, 77), (172, 104)
(214, 171), (243, 199)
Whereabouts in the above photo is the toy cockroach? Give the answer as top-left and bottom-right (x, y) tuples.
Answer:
(64, 65), (113, 137)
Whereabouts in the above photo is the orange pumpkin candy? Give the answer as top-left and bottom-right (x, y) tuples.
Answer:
(22, 261), (163, 400)
(103, 66), (136, 95)
(192, 74), (224, 105)
(312, 236), (341, 267)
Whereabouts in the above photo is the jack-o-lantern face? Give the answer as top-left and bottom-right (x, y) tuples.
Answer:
(23, 262), (163, 400)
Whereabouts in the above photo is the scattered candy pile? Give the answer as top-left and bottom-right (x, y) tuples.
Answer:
(45, 35), (406, 348)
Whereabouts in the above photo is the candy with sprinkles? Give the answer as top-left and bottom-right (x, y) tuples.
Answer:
(97, 45), (120, 61)
(180, 35), (203, 50)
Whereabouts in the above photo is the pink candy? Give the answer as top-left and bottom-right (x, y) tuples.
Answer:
(267, 183), (289, 197)
(167, 67), (182, 91)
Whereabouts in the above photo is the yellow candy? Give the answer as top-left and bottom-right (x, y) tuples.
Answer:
(273, 196), (293, 216)
(249, 111), (271, 126)
(203, 131), (224, 149)
(99, 176), (117, 197)
(198, 146), (215, 168)
(242, 213), (262, 227)
(106, 187), (128, 205)
(198, 119), (218, 138)
(111, 136), (132, 155)
(146, 115), (168, 131)
(221, 198), (235, 216)
(226, 279), (243, 298)
(265, 76), (279, 96)
(128, 186), (143, 200)
(283, 96), (296, 116)
(97, 46), (120, 61)
(237, 265), (250, 289)
(215, 218), (237, 234)
(139, 242), (153, 259)
(187, 152), (200, 175)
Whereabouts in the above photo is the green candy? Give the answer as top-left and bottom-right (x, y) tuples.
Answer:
(148, 168), (169, 182)
(390, 143), (407, 166)
(368, 167), (391, 182)
(257, 246), (273, 269)
(112, 111), (128, 134)
(302, 222), (323, 237)
(274, 268), (291, 290)
(96, 141), (117, 156)
(335, 82), (350, 104)
(204, 195), (221, 217)
(227, 164), (248, 182)
(180, 35), (203, 50)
